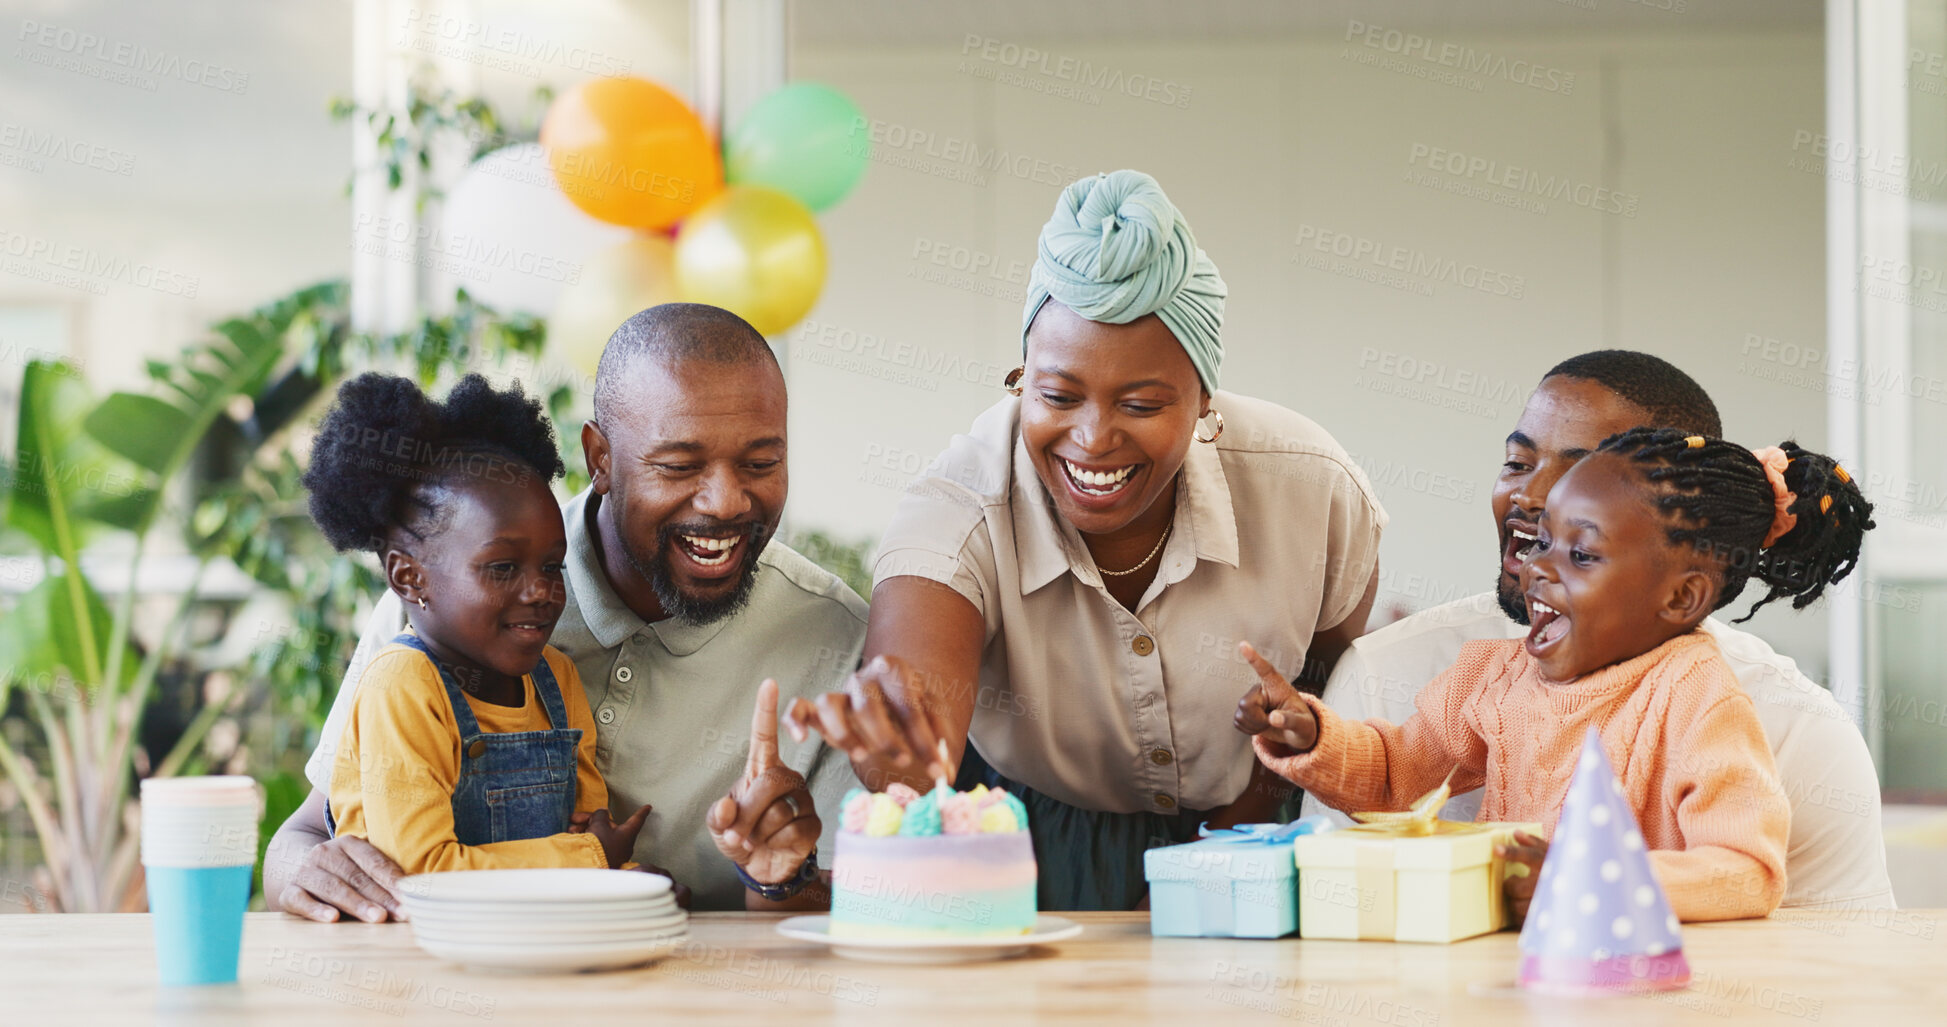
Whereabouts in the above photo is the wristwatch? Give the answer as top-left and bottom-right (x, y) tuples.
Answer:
(737, 848), (818, 902)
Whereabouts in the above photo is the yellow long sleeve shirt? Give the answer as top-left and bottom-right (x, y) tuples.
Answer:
(328, 642), (609, 874)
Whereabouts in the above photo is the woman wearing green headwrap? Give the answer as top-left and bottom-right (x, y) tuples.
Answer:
(788, 170), (1387, 910)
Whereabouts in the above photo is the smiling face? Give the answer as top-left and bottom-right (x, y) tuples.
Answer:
(388, 468), (568, 682)
(1519, 451), (1713, 682)
(1493, 376), (1659, 624)
(584, 356), (786, 625)
(1018, 302), (1207, 538)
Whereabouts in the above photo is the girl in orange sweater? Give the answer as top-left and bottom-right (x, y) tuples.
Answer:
(1237, 428), (1875, 922)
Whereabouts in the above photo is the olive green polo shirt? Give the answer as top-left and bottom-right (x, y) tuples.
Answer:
(308, 488), (868, 910)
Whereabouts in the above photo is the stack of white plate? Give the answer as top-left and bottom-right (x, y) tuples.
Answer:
(400, 869), (687, 973)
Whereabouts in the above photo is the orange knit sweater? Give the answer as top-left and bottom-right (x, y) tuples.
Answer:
(1260, 632), (1788, 921)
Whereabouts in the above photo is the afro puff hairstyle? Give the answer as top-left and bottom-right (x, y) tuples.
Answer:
(303, 373), (564, 554)
(1594, 427), (1875, 622)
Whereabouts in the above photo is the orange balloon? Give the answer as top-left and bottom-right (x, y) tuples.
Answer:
(541, 77), (723, 230)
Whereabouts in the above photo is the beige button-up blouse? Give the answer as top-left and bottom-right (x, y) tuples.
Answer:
(873, 392), (1387, 814)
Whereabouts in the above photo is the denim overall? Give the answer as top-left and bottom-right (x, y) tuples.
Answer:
(328, 634), (581, 844)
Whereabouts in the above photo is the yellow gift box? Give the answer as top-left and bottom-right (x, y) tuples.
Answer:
(1293, 774), (1541, 943)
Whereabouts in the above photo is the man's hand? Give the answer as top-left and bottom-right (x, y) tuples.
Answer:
(784, 654), (950, 783)
(1498, 830), (1549, 926)
(712, 679), (820, 886)
(1231, 641), (1318, 756)
(274, 834), (408, 924)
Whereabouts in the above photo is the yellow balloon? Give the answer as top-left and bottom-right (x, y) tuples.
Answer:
(548, 236), (681, 378)
(673, 186), (826, 337)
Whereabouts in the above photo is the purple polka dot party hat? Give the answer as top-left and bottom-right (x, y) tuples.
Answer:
(1517, 726), (1690, 995)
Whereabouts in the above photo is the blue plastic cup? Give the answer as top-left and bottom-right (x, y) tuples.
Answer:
(141, 777), (260, 986)
(146, 865), (254, 985)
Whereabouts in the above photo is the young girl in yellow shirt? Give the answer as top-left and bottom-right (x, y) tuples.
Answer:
(305, 373), (648, 874)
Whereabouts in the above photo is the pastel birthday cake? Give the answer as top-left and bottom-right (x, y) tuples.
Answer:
(829, 783), (1038, 938)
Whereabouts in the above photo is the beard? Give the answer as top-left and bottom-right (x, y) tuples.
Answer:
(1496, 566), (1530, 626)
(618, 517), (773, 626)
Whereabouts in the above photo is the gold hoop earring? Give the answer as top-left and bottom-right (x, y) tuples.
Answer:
(417, 596), (429, 611)
(1003, 366), (1024, 396)
(1194, 410), (1224, 444)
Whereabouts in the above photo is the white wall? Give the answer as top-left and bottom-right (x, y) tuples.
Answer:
(0, 1), (353, 396)
(788, 27), (1843, 677)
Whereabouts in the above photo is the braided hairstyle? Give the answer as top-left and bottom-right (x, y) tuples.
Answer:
(303, 372), (564, 553)
(1595, 427), (1875, 622)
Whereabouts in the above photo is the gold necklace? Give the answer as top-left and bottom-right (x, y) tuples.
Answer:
(1097, 523), (1173, 578)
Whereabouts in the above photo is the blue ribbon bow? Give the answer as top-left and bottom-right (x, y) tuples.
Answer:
(1195, 815), (1334, 844)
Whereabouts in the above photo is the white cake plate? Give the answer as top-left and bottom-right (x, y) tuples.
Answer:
(774, 915), (1082, 964)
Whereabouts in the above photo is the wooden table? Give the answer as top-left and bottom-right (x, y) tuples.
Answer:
(2, 910), (1941, 1024)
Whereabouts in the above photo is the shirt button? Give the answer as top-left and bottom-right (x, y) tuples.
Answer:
(1154, 792), (1176, 810)
(1131, 635), (1155, 657)
(597, 707), (616, 725)
(614, 666), (633, 683)
(1150, 748), (1174, 766)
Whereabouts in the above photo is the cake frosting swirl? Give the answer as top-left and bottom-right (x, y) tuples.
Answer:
(829, 783), (1038, 938)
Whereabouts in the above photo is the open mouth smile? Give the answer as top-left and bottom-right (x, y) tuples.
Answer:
(1503, 521), (1538, 577)
(1525, 596), (1569, 654)
(1060, 458), (1139, 498)
(676, 533), (743, 567)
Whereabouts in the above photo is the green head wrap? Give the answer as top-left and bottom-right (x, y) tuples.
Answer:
(1021, 169), (1227, 394)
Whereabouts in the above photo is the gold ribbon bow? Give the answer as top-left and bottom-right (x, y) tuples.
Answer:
(1347, 768), (1473, 836)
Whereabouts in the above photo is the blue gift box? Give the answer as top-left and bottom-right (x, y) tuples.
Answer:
(1143, 817), (1333, 938)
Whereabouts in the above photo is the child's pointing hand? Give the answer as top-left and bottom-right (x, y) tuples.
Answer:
(1232, 640), (1318, 756)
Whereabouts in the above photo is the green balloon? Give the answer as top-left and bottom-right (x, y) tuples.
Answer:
(724, 82), (868, 212)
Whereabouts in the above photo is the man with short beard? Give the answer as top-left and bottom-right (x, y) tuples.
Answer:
(265, 304), (867, 915)
(1304, 350), (1895, 910)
